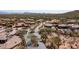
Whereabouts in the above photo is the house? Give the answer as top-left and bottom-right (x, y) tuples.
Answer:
(25, 21), (35, 25)
(70, 24), (79, 33)
(27, 18), (34, 22)
(8, 28), (17, 36)
(0, 20), (6, 26)
(66, 19), (77, 24)
(2, 18), (11, 21)
(45, 19), (60, 27)
(44, 23), (52, 28)
(0, 29), (7, 44)
(37, 19), (44, 22)
(77, 20), (79, 24)
(50, 19), (61, 24)
(57, 24), (71, 35)
(14, 21), (30, 28)
(0, 35), (23, 49)
(71, 24), (79, 29)
(58, 24), (69, 29)
(20, 19), (26, 21)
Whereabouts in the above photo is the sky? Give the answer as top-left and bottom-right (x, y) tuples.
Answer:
(0, 0), (78, 13)
(0, 10), (73, 14)
(0, 0), (78, 10)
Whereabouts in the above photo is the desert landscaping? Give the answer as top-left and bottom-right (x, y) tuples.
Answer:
(0, 10), (79, 49)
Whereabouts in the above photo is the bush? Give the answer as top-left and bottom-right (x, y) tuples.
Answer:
(52, 37), (61, 48)
(39, 28), (53, 34)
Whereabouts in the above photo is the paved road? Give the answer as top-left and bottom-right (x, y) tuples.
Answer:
(24, 22), (46, 49)
(27, 42), (46, 49)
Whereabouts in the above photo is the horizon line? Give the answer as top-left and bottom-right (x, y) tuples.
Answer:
(0, 10), (74, 14)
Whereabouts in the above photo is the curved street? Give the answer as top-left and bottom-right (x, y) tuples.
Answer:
(24, 22), (46, 49)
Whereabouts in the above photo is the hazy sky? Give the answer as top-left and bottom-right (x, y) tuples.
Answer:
(0, 0), (78, 10)
(0, 10), (73, 14)
(0, 0), (78, 13)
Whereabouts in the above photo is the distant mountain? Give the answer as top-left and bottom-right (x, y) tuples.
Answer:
(0, 10), (78, 14)
(0, 11), (38, 14)
(0, 10), (79, 19)
(0, 11), (9, 14)
(62, 10), (79, 15)
(60, 10), (79, 19)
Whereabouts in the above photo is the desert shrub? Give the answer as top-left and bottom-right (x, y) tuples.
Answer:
(31, 34), (39, 47)
(39, 28), (53, 34)
(52, 37), (61, 48)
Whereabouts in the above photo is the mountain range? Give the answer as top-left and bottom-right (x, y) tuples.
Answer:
(0, 10), (79, 19)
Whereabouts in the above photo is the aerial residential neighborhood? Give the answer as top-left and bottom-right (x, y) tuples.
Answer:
(0, 10), (79, 49)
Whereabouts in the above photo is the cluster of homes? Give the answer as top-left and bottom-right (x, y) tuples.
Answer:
(0, 18), (36, 49)
(44, 19), (79, 36)
(0, 17), (79, 49)
(42, 19), (79, 49)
